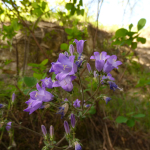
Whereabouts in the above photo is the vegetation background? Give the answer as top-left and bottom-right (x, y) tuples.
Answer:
(0, 0), (150, 150)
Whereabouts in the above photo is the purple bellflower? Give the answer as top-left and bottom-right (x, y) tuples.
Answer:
(64, 98), (68, 101)
(53, 75), (76, 92)
(71, 113), (75, 128)
(90, 51), (110, 61)
(103, 96), (111, 104)
(30, 83), (54, 102)
(64, 121), (70, 135)
(50, 125), (54, 139)
(101, 73), (115, 84)
(49, 53), (77, 80)
(12, 93), (15, 102)
(87, 63), (92, 73)
(41, 77), (53, 89)
(6, 122), (12, 131)
(24, 83), (54, 114)
(74, 142), (82, 150)
(41, 125), (47, 136)
(64, 51), (69, 57)
(24, 98), (43, 114)
(73, 99), (81, 108)
(90, 51), (110, 72)
(69, 44), (74, 55)
(107, 55), (122, 69)
(74, 39), (86, 54)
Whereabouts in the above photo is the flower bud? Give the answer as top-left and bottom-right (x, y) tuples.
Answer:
(0, 104), (4, 108)
(6, 122), (12, 131)
(12, 93), (15, 102)
(64, 121), (70, 135)
(50, 125), (54, 139)
(71, 114), (75, 128)
(41, 125), (47, 136)
(69, 44), (74, 55)
(87, 63), (92, 73)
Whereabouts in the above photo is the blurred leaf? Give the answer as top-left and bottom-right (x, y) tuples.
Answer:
(131, 42), (137, 49)
(52, 73), (56, 80)
(65, 3), (73, 10)
(126, 119), (135, 127)
(137, 18), (146, 31)
(65, 28), (73, 34)
(40, 59), (48, 66)
(88, 106), (96, 115)
(137, 37), (146, 44)
(133, 114), (145, 118)
(115, 28), (128, 37)
(129, 23), (133, 31)
(24, 77), (37, 87)
(60, 43), (68, 50)
(116, 116), (128, 123)
(33, 73), (43, 80)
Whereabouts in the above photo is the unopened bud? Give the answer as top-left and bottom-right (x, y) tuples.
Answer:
(41, 125), (47, 137)
(64, 121), (70, 135)
(50, 125), (54, 140)
(69, 44), (74, 55)
(71, 114), (75, 128)
(87, 63), (92, 73)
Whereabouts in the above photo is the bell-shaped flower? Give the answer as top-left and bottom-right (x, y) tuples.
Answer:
(73, 99), (81, 108)
(107, 55), (122, 69)
(101, 73), (115, 84)
(53, 75), (76, 92)
(74, 39), (86, 54)
(103, 61), (114, 74)
(75, 54), (84, 67)
(0, 104), (4, 108)
(49, 53), (77, 80)
(41, 77), (53, 89)
(24, 98), (43, 114)
(95, 60), (105, 72)
(90, 51), (110, 61)
(30, 83), (54, 102)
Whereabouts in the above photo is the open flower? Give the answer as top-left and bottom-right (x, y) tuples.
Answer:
(74, 142), (82, 150)
(73, 99), (81, 108)
(103, 96), (111, 104)
(41, 77), (53, 89)
(53, 75), (76, 92)
(30, 83), (54, 102)
(49, 53), (77, 80)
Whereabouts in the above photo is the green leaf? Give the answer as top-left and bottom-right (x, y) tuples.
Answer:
(129, 23), (133, 31)
(126, 119), (135, 127)
(65, 3), (73, 10)
(133, 114), (145, 118)
(24, 77), (37, 87)
(40, 59), (48, 65)
(41, 1), (46, 11)
(131, 42), (137, 49)
(116, 116), (128, 123)
(65, 28), (73, 35)
(88, 106), (96, 115)
(115, 28), (128, 37)
(79, 0), (83, 6)
(80, 9), (84, 16)
(60, 43), (68, 50)
(33, 73), (43, 80)
(137, 18), (146, 31)
(137, 37), (146, 44)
